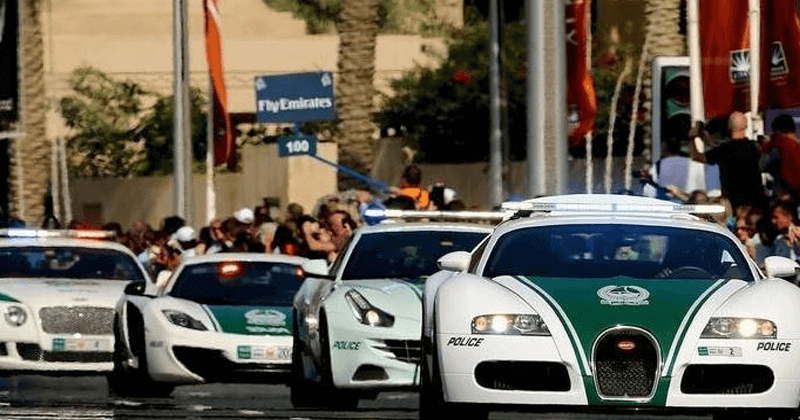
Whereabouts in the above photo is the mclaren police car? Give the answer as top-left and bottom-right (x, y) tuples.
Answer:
(422, 194), (800, 420)
(0, 228), (147, 374)
(109, 253), (327, 397)
(291, 221), (492, 409)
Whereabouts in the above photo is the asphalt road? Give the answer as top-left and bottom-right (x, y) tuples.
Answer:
(0, 375), (713, 420)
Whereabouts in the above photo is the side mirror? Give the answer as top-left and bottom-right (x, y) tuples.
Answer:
(764, 256), (800, 280)
(437, 251), (471, 273)
(124, 281), (146, 296)
(303, 259), (329, 277)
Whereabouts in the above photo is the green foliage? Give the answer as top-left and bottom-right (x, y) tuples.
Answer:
(59, 67), (209, 177)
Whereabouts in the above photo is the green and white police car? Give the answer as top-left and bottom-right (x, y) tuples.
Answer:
(422, 194), (800, 420)
(110, 252), (326, 397)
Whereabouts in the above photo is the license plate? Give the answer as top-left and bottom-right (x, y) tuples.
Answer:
(236, 345), (291, 361)
(52, 337), (110, 352)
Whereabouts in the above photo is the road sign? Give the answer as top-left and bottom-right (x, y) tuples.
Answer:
(255, 72), (336, 123)
(277, 132), (317, 157)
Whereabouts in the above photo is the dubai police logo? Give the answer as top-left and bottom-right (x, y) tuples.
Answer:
(597, 285), (650, 306)
(771, 42), (789, 76)
(730, 49), (751, 83)
(245, 309), (286, 327)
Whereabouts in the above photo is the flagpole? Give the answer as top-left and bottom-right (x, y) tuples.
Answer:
(749, 0), (761, 137)
(584, 0), (593, 194)
(206, 80), (216, 225)
(688, 0), (704, 124)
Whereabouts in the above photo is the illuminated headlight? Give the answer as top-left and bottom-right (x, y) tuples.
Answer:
(471, 314), (549, 336)
(701, 317), (776, 339)
(344, 290), (394, 327)
(162, 310), (207, 331)
(4, 305), (26, 327)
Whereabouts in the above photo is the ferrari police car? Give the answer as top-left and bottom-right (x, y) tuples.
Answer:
(422, 194), (800, 420)
(110, 253), (326, 397)
(0, 228), (146, 374)
(291, 221), (491, 409)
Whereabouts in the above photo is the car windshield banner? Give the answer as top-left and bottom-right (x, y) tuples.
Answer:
(254, 71), (336, 123)
(0, 0), (19, 123)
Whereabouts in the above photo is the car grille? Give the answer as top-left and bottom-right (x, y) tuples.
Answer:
(593, 328), (659, 399)
(15, 343), (111, 363)
(475, 361), (570, 391)
(39, 307), (114, 335)
(681, 364), (773, 394)
(371, 339), (422, 364)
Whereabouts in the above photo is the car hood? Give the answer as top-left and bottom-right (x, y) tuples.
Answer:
(513, 275), (747, 361)
(202, 305), (293, 336)
(0, 277), (128, 308)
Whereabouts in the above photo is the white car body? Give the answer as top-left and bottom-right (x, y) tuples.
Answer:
(0, 232), (148, 374)
(291, 222), (491, 408)
(113, 252), (324, 394)
(422, 194), (800, 419)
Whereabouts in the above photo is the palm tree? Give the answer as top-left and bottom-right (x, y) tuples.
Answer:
(335, 0), (379, 182)
(640, 0), (685, 162)
(12, 0), (48, 224)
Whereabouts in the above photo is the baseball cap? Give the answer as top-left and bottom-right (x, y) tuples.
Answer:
(175, 226), (197, 242)
(234, 207), (255, 224)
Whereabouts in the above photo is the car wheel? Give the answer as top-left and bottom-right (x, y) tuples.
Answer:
(318, 311), (359, 410)
(290, 313), (325, 409)
(419, 309), (487, 420)
(107, 313), (174, 399)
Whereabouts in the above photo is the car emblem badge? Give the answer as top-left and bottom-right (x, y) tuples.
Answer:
(617, 340), (636, 351)
(597, 285), (650, 306)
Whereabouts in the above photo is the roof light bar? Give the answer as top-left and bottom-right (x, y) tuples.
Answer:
(0, 229), (116, 240)
(362, 209), (508, 221)
(500, 202), (725, 215)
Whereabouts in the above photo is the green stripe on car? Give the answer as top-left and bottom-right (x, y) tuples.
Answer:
(205, 305), (293, 336)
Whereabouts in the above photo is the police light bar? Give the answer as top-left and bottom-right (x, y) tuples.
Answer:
(0, 229), (117, 240)
(362, 209), (508, 221)
(500, 202), (726, 215)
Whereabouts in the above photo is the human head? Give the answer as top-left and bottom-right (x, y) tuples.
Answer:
(772, 114), (797, 135)
(771, 201), (797, 232)
(728, 111), (748, 137)
(326, 210), (356, 250)
(401, 165), (423, 186)
(174, 226), (197, 249)
(286, 203), (304, 222)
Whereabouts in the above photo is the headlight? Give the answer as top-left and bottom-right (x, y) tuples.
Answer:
(162, 310), (207, 331)
(344, 290), (394, 327)
(472, 314), (549, 336)
(701, 317), (776, 339)
(4, 305), (26, 327)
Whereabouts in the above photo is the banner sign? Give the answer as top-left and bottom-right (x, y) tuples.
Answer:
(277, 132), (317, 157)
(566, 0), (597, 149)
(0, 0), (19, 123)
(255, 72), (336, 123)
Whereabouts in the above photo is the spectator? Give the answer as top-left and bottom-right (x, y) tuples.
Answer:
(689, 112), (764, 211)
(396, 165), (430, 209)
(770, 201), (800, 261)
(760, 114), (800, 201)
(296, 215), (336, 261)
(325, 209), (357, 253)
(271, 203), (304, 254)
(205, 219), (231, 254)
(173, 226), (200, 257)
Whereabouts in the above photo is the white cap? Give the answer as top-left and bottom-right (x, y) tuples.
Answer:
(443, 188), (456, 205)
(175, 226), (196, 242)
(234, 207), (255, 224)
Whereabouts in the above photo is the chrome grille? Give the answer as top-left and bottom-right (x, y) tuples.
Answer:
(371, 339), (422, 364)
(39, 307), (114, 335)
(593, 327), (659, 400)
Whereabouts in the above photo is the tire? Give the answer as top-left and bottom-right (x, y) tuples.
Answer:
(419, 309), (487, 420)
(318, 312), (359, 410)
(107, 313), (174, 398)
(290, 313), (325, 409)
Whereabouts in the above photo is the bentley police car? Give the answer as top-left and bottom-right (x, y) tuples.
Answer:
(0, 228), (146, 374)
(422, 194), (800, 420)
(110, 253), (326, 397)
(291, 221), (491, 409)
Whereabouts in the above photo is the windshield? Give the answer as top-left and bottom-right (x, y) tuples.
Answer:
(484, 224), (753, 281)
(170, 261), (304, 306)
(0, 246), (146, 281)
(342, 230), (487, 280)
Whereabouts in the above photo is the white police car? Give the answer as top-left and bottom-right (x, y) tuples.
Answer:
(291, 221), (492, 409)
(422, 194), (800, 420)
(0, 228), (146, 374)
(110, 253), (326, 397)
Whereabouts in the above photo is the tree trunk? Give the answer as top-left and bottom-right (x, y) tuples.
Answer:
(641, 0), (685, 162)
(18, 0), (48, 225)
(335, 0), (378, 184)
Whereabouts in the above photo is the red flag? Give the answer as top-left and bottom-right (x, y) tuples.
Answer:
(566, 0), (597, 149)
(761, 0), (800, 110)
(204, 0), (235, 170)
(699, 0), (752, 120)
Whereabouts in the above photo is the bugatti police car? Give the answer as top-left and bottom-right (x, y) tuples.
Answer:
(0, 228), (147, 374)
(109, 253), (326, 397)
(291, 222), (491, 409)
(422, 194), (800, 420)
